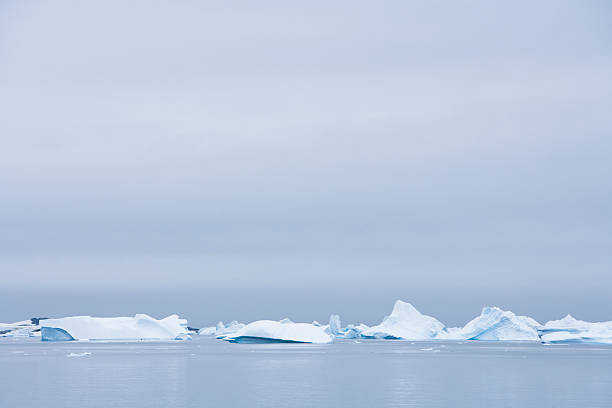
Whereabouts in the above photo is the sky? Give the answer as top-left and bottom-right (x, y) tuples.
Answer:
(0, 1), (611, 327)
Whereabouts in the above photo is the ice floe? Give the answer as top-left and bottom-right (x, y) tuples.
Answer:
(40, 314), (189, 341)
(538, 315), (612, 344)
(67, 352), (91, 357)
(223, 319), (333, 344)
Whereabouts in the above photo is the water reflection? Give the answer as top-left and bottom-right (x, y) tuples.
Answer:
(0, 338), (611, 407)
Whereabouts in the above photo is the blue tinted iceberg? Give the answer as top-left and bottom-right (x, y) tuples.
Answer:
(538, 315), (612, 344)
(438, 307), (540, 341)
(223, 319), (333, 344)
(359, 300), (445, 340)
(41, 314), (189, 341)
(336, 323), (370, 339)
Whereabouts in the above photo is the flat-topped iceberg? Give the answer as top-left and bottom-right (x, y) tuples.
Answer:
(359, 300), (445, 340)
(538, 315), (612, 344)
(41, 314), (189, 341)
(223, 319), (333, 344)
(438, 307), (541, 341)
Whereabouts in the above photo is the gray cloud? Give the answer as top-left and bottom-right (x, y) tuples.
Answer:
(0, 0), (611, 323)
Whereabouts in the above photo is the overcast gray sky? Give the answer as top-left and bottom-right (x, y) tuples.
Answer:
(1, 0), (611, 326)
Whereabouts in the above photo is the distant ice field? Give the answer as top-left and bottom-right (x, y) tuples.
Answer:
(1, 336), (611, 408)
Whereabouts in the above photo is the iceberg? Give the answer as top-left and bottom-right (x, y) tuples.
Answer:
(328, 314), (342, 336)
(323, 315), (371, 339)
(538, 315), (612, 344)
(223, 319), (333, 344)
(198, 326), (217, 336)
(359, 300), (445, 340)
(334, 323), (370, 339)
(40, 314), (189, 341)
(0, 319), (43, 338)
(438, 307), (541, 341)
(198, 321), (245, 338)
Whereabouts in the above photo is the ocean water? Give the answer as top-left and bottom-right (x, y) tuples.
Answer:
(1, 336), (611, 407)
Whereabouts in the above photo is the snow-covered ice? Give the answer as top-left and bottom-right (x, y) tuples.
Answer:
(538, 315), (612, 344)
(223, 319), (334, 343)
(359, 300), (445, 340)
(40, 314), (189, 341)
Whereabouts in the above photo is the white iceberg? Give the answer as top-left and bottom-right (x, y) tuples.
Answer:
(359, 300), (445, 340)
(223, 319), (333, 344)
(438, 307), (541, 341)
(41, 314), (189, 341)
(538, 315), (612, 344)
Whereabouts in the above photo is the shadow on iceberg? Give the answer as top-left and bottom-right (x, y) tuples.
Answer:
(226, 336), (310, 344)
(41, 327), (75, 341)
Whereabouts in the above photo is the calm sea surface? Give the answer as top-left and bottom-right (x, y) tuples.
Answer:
(1, 336), (611, 407)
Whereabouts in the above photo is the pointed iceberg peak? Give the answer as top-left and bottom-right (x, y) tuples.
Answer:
(360, 300), (445, 340)
(389, 300), (421, 319)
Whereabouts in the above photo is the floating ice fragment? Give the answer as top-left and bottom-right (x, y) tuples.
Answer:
(67, 352), (91, 357)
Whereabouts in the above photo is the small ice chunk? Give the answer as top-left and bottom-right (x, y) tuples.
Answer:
(67, 352), (91, 358)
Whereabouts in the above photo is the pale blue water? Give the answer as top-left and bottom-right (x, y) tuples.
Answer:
(1, 336), (611, 407)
